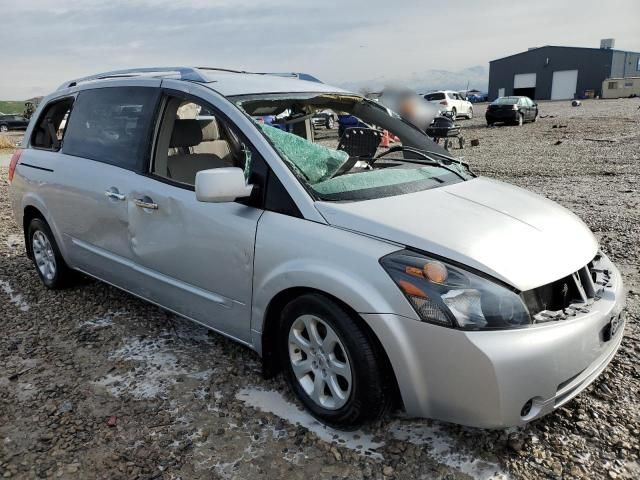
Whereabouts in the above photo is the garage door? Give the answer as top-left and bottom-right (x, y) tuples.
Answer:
(514, 73), (536, 88)
(551, 70), (578, 100)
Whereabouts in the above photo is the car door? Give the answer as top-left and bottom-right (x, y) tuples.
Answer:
(526, 98), (535, 120)
(126, 84), (264, 343)
(49, 80), (161, 291)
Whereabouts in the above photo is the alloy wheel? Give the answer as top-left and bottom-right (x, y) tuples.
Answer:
(288, 314), (352, 410)
(32, 230), (57, 281)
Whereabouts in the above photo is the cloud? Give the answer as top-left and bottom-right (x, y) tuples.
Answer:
(0, 0), (638, 99)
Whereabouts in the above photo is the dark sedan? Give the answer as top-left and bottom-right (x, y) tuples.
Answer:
(0, 114), (30, 132)
(486, 96), (538, 126)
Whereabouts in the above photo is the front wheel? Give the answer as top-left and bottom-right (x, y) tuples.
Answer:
(0, 124), (8, 133)
(467, 107), (473, 119)
(517, 113), (524, 126)
(280, 293), (391, 429)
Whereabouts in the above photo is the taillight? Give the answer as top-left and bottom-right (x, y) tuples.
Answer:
(8, 149), (22, 183)
(439, 100), (448, 105)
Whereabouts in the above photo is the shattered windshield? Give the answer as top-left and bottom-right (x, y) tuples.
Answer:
(232, 93), (472, 201)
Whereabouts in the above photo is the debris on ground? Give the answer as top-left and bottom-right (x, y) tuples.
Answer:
(1, 98), (639, 480)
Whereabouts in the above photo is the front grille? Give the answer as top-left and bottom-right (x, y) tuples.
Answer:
(521, 253), (612, 323)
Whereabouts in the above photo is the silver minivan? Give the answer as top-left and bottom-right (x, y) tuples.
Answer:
(8, 67), (625, 429)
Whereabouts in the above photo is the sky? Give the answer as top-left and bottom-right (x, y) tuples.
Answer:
(1, 0), (639, 99)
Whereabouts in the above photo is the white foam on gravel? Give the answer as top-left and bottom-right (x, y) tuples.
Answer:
(80, 310), (127, 329)
(235, 387), (384, 459)
(237, 387), (507, 478)
(95, 333), (212, 399)
(5, 234), (23, 251)
(390, 422), (508, 480)
(0, 280), (30, 311)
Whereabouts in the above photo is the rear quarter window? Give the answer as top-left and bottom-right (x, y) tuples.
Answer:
(62, 87), (158, 171)
(424, 93), (445, 101)
(31, 97), (74, 151)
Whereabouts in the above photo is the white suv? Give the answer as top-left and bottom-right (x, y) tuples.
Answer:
(423, 91), (473, 119)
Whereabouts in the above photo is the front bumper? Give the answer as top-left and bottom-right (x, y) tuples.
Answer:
(363, 260), (626, 428)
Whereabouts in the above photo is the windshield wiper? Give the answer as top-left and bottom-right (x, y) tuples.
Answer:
(372, 146), (469, 181)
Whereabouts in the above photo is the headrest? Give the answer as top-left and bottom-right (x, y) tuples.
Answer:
(200, 119), (220, 141)
(170, 119), (203, 148)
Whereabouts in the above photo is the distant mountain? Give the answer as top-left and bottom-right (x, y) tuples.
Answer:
(340, 65), (488, 94)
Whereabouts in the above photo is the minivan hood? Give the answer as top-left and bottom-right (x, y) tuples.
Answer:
(315, 177), (598, 291)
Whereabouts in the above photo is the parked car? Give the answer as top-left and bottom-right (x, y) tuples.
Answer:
(0, 114), (29, 132)
(486, 96), (538, 126)
(467, 92), (488, 103)
(8, 67), (625, 430)
(312, 110), (337, 129)
(423, 90), (473, 119)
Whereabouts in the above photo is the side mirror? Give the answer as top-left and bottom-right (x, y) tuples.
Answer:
(195, 167), (253, 203)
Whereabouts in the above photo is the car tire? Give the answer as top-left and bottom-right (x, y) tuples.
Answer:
(279, 293), (391, 429)
(0, 124), (8, 133)
(27, 217), (76, 289)
(467, 107), (473, 119)
(326, 117), (335, 129)
(451, 107), (457, 119)
(532, 113), (538, 123)
(517, 113), (524, 126)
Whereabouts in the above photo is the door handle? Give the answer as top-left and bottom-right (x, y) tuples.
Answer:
(105, 190), (126, 201)
(133, 198), (158, 210)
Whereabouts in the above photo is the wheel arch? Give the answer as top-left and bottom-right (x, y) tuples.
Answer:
(259, 286), (403, 409)
(23, 205), (46, 259)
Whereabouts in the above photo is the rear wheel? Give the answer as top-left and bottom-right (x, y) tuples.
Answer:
(0, 124), (8, 133)
(28, 218), (75, 289)
(450, 107), (457, 119)
(280, 293), (391, 429)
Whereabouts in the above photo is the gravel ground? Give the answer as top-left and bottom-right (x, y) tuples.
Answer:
(1, 98), (639, 480)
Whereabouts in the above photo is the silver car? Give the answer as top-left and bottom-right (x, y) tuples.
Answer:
(8, 67), (625, 429)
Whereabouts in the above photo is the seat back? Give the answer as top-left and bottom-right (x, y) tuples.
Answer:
(167, 119), (232, 184)
(193, 119), (232, 160)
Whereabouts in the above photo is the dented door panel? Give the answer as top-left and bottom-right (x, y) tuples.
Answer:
(127, 177), (263, 343)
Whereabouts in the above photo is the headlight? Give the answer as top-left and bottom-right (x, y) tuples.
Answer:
(380, 250), (531, 330)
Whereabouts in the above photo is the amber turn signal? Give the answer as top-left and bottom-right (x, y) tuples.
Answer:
(424, 261), (448, 284)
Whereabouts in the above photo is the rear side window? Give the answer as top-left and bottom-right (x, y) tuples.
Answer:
(31, 97), (74, 150)
(63, 87), (158, 171)
(424, 92), (445, 101)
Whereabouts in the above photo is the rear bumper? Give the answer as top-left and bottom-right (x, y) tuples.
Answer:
(486, 111), (518, 122)
(363, 259), (626, 428)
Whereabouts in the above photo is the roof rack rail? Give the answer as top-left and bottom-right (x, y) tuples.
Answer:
(57, 67), (210, 90)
